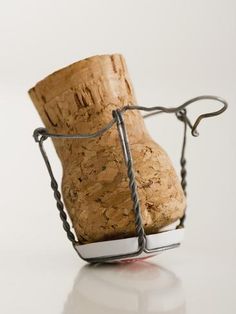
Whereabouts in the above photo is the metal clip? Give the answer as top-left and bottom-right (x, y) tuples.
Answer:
(33, 127), (48, 143)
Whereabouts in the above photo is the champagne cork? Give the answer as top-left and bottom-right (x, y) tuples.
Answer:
(29, 54), (186, 244)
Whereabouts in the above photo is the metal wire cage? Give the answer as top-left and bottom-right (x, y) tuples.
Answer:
(33, 95), (227, 263)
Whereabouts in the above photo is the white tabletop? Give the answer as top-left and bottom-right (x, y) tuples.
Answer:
(1, 238), (235, 314)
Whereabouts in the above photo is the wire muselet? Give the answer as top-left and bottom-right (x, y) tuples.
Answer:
(34, 95), (227, 142)
(33, 95), (227, 263)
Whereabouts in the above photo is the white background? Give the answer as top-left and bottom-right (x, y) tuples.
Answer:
(0, 0), (235, 313)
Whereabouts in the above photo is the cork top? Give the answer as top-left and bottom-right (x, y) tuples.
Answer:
(28, 54), (130, 104)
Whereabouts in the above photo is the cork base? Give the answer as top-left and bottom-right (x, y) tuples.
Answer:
(74, 220), (184, 262)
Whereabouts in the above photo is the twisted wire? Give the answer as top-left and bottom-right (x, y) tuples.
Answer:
(176, 110), (188, 227)
(112, 110), (146, 249)
(176, 109), (188, 195)
(38, 136), (76, 244)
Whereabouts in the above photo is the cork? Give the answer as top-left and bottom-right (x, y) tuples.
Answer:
(29, 54), (186, 244)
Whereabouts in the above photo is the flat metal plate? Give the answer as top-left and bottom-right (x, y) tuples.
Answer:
(74, 221), (184, 262)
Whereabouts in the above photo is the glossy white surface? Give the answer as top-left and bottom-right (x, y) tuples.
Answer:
(1, 243), (235, 314)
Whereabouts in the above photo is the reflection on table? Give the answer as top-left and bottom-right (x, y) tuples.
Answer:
(63, 261), (185, 314)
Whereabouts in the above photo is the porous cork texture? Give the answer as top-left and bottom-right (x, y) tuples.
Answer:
(29, 54), (186, 244)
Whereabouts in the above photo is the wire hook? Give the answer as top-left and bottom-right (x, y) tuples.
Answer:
(179, 95), (228, 136)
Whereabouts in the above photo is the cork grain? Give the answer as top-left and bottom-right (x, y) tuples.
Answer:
(29, 54), (186, 244)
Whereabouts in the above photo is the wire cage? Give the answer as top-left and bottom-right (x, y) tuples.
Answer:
(33, 95), (227, 263)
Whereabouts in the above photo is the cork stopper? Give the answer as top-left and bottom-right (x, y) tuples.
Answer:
(29, 54), (186, 244)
